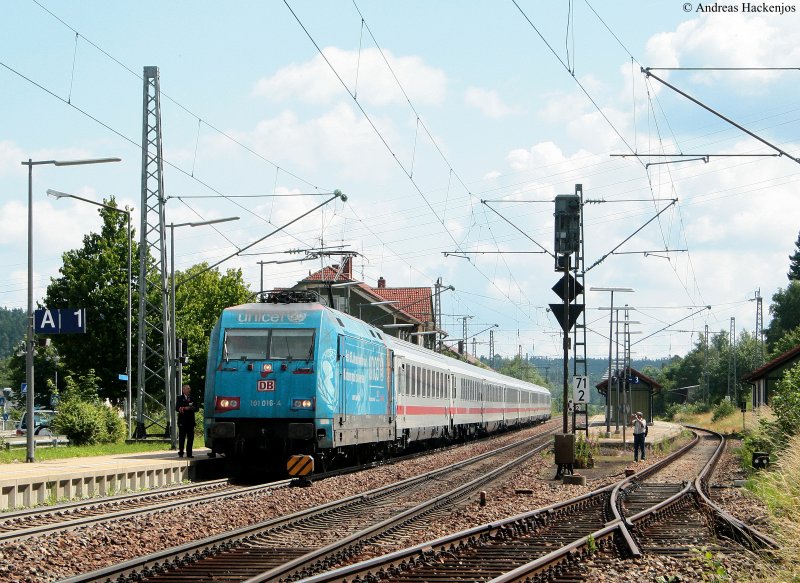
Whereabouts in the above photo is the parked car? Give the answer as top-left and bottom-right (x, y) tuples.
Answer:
(16, 409), (57, 436)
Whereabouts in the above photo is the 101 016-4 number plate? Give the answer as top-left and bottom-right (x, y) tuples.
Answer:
(257, 379), (276, 392)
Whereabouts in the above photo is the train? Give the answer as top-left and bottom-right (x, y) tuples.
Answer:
(203, 290), (551, 472)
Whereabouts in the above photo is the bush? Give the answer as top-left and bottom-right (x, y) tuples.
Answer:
(711, 398), (736, 422)
(54, 399), (125, 446)
(99, 405), (126, 443)
(663, 401), (712, 421)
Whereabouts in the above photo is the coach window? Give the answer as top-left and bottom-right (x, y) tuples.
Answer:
(223, 329), (269, 361)
(270, 329), (315, 360)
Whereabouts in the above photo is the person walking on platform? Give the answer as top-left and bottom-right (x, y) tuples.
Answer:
(176, 384), (199, 458)
(632, 411), (648, 462)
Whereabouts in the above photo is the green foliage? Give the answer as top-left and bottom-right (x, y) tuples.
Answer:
(174, 263), (251, 398)
(574, 434), (597, 469)
(52, 368), (125, 446)
(495, 355), (548, 387)
(768, 325), (800, 360)
(740, 365), (800, 461)
(0, 439), (168, 464)
(43, 199), (138, 405)
(788, 229), (800, 281)
(53, 398), (125, 446)
(766, 280), (800, 349)
(711, 398), (736, 422)
(650, 328), (765, 417)
(662, 401), (712, 420)
(691, 546), (730, 581)
(771, 361), (800, 440)
(5, 342), (63, 408)
(54, 399), (105, 446)
(0, 307), (25, 358)
(586, 533), (597, 554)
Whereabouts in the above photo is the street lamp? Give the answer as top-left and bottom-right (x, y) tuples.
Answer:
(168, 216), (239, 447)
(22, 156), (120, 463)
(590, 286), (634, 434)
(47, 189), (133, 437)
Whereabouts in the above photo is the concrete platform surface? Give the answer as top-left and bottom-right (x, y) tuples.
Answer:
(0, 447), (213, 510)
(583, 415), (686, 449)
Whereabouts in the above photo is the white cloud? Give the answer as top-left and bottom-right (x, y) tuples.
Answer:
(205, 103), (398, 182)
(253, 47), (447, 107)
(0, 141), (26, 177)
(483, 170), (501, 181)
(644, 15), (800, 89)
(464, 87), (519, 119)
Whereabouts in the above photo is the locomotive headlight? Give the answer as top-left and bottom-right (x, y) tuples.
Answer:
(215, 396), (240, 412)
(292, 398), (314, 410)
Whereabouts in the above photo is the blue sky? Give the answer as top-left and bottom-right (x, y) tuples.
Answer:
(2, 0), (799, 364)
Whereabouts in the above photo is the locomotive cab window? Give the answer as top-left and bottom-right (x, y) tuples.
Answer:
(224, 329), (269, 360)
(270, 329), (315, 360)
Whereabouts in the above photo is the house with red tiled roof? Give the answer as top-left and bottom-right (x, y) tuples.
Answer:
(292, 257), (440, 349)
(743, 344), (800, 408)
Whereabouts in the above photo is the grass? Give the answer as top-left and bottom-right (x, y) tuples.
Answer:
(744, 431), (800, 582)
(669, 407), (771, 436)
(0, 440), (172, 465)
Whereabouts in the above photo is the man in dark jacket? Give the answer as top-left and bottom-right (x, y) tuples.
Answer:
(175, 384), (199, 458)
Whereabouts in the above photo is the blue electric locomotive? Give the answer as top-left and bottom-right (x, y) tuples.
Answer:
(204, 291), (550, 469)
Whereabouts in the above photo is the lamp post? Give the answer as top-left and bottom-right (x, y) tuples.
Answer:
(22, 157), (120, 463)
(169, 217), (239, 448)
(47, 189), (133, 437)
(590, 286), (633, 434)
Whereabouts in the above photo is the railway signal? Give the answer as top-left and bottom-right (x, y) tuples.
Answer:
(553, 191), (585, 479)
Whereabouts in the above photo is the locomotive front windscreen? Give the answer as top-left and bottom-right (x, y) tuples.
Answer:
(270, 329), (315, 360)
(223, 328), (315, 361)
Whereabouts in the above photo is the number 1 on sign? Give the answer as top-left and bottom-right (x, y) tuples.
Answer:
(573, 375), (588, 404)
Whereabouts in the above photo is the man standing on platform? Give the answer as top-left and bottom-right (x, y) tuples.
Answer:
(175, 384), (198, 458)
(632, 411), (648, 462)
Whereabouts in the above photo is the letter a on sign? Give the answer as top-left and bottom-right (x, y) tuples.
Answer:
(38, 309), (57, 332)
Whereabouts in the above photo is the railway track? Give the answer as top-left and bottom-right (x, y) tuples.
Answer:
(2, 422), (557, 548)
(292, 426), (776, 583)
(0, 479), (248, 542)
(59, 428), (556, 583)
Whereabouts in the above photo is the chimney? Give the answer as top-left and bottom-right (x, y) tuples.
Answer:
(343, 256), (352, 280)
(377, 276), (386, 289)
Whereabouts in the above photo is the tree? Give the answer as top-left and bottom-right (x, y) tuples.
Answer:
(0, 307), (26, 358)
(42, 199), (137, 404)
(788, 229), (800, 281)
(765, 281), (800, 349)
(495, 355), (549, 387)
(768, 325), (800, 359)
(5, 341), (62, 409)
(174, 263), (251, 400)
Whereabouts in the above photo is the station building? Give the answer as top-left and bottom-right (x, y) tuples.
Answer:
(743, 343), (800, 408)
(291, 257), (440, 349)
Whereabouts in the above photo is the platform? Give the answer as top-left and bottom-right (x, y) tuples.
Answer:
(584, 415), (685, 451)
(0, 447), (218, 510)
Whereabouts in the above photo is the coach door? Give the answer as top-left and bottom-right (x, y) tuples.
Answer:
(449, 374), (455, 432)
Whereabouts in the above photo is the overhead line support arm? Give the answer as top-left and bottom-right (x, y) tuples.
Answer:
(642, 67), (800, 165)
(586, 199), (677, 272)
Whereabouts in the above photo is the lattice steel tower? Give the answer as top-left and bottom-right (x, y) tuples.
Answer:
(754, 288), (764, 366)
(727, 317), (736, 401)
(135, 66), (173, 440)
(572, 184), (588, 379)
